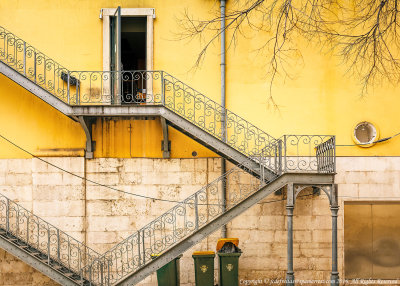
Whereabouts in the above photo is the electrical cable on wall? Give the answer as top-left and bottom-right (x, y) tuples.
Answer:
(1, 133), (400, 206)
(0, 133), (213, 205)
(0, 133), (280, 206)
(336, 132), (400, 147)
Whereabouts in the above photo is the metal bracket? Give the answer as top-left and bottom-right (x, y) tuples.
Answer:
(160, 117), (170, 158)
(292, 183), (338, 207)
(78, 116), (95, 159)
(286, 183), (295, 207)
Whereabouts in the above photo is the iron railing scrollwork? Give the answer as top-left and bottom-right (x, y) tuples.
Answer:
(261, 135), (336, 173)
(0, 194), (100, 282)
(161, 73), (277, 160)
(0, 25), (338, 176)
(81, 163), (265, 285)
(0, 24), (338, 286)
(0, 25), (277, 165)
(316, 136), (336, 173)
(0, 26), (69, 102)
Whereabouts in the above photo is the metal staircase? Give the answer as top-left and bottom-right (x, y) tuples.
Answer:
(0, 25), (279, 179)
(0, 193), (100, 286)
(0, 25), (337, 285)
(79, 152), (335, 286)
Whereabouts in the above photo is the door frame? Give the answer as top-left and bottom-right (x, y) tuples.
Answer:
(102, 8), (155, 72)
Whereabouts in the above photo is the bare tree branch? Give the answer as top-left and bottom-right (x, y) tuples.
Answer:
(177, 0), (400, 102)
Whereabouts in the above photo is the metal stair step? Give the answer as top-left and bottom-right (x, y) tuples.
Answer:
(53, 265), (63, 270)
(0, 189), (103, 285)
(63, 272), (74, 277)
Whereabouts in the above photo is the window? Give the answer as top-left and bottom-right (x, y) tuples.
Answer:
(353, 121), (378, 147)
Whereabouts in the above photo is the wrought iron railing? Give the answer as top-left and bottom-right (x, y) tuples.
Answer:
(0, 26), (69, 102)
(316, 136), (336, 173)
(162, 72), (278, 158)
(260, 135), (336, 174)
(0, 24), (337, 285)
(0, 25), (276, 160)
(0, 193), (100, 280)
(0, 25), (336, 173)
(81, 163), (265, 285)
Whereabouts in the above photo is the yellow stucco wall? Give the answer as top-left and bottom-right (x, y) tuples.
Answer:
(0, 0), (399, 158)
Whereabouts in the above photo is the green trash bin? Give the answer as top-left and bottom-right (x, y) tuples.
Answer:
(217, 239), (242, 286)
(151, 254), (183, 286)
(192, 251), (215, 286)
(218, 252), (241, 286)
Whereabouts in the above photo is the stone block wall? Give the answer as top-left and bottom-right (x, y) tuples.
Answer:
(0, 157), (398, 285)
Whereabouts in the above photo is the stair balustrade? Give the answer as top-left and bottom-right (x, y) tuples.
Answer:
(0, 24), (336, 285)
(0, 193), (100, 284)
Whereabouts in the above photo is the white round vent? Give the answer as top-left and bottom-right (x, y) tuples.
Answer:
(352, 121), (379, 147)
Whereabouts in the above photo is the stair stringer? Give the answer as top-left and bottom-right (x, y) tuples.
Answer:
(0, 234), (80, 286)
(70, 104), (277, 181)
(115, 172), (334, 286)
(160, 107), (277, 181)
(0, 61), (74, 117)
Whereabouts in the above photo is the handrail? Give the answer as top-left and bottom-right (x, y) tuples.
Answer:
(0, 193), (101, 280)
(260, 135), (336, 174)
(0, 26), (70, 102)
(0, 24), (336, 173)
(0, 25), (337, 285)
(80, 163), (268, 285)
(0, 24), (277, 163)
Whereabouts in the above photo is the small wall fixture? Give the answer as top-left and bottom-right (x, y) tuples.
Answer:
(352, 121), (379, 147)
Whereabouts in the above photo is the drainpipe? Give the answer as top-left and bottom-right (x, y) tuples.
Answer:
(220, 0), (227, 239)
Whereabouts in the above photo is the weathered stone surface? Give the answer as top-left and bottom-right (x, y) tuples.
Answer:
(0, 156), (398, 285)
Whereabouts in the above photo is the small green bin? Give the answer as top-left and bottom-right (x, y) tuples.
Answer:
(151, 254), (183, 286)
(192, 251), (215, 286)
(218, 252), (241, 286)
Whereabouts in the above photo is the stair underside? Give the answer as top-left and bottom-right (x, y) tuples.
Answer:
(0, 60), (334, 286)
(0, 230), (83, 286)
(0, 62), (275, 180)
(116, 172), (334, 285)
(76, 105), (274, 180)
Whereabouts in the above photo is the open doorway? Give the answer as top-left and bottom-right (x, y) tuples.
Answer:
(110, 15), (147, 103)
(103, 8), (154, 104)
(121, 17), (146, 71)
(121, 17), (146, 103)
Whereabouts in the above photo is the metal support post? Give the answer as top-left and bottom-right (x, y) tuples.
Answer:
(194, 193), (199, 230)
(67, 72), (70, 104)
(330, 184), (339, 286)
(283, 135), (287, 172)
(33, 51), (36, 83)
(161, 71), (165, 105)
(23, 42), (26, 76)
(78, 116), (95, 159)
(330, 205), (339, 286)
(278, 139), (283, 175)
(160, 117), (170, 158)
(286, 206), (295, 285)
(286, 183), (295, 285)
